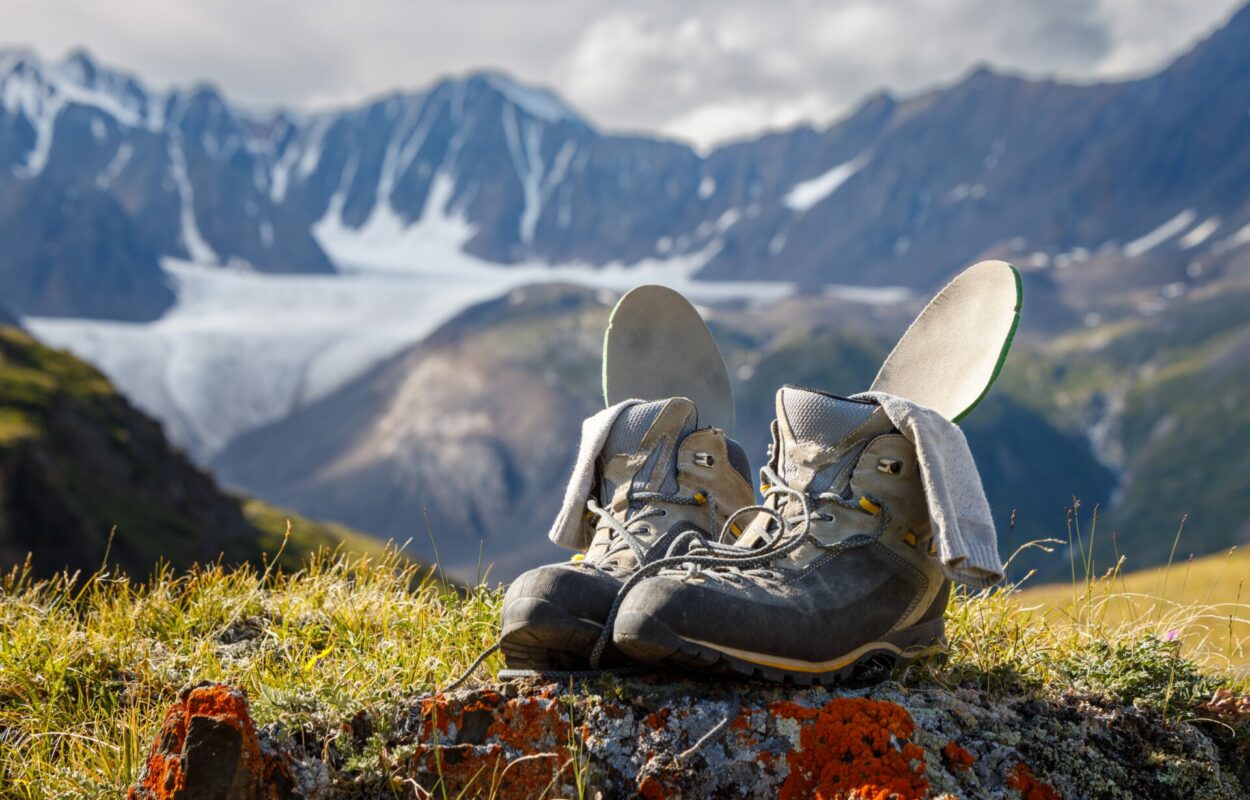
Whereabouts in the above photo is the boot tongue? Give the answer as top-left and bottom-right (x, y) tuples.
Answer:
(597, 397), (698, 505)
(774, 386), (890, 494)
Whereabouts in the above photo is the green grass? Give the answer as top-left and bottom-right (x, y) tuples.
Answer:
(2, 539), (1247, 798)
(0, 547), (493, 797)
(1016, 546), (1250, 682)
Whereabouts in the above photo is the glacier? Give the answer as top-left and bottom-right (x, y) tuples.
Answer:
(26, 244), (838, 462)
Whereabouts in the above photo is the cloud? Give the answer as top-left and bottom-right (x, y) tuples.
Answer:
(2, 0), (1241, 146)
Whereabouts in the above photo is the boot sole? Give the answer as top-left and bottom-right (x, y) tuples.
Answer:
(614, 611), (945, 685)
(499, 596), (621, 670)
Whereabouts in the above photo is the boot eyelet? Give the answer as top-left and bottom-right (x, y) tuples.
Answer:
(877, 458), (903, 475)
(693, 452), (716, 467)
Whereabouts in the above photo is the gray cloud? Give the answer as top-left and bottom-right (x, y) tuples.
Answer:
(3, 0), (1242, 146)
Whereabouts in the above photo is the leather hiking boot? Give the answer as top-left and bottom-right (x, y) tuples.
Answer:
(500, 397), (755, 670)
(612, 385), (951, 684)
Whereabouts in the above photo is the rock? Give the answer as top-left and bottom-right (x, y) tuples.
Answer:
(128, 682), (319, 800)
(133, 677), (1250, 799)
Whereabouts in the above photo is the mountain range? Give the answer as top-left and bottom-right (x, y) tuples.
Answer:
(2, 4), (1249, 581)
(3, 3), (1249, 322)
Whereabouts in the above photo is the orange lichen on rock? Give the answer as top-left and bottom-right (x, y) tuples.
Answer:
(943, 740), (975, 773)
(643, 707), (672, 732)
(405, 691), (573, 799)
(484, 696), (565, 751)
(637, 774), (670, 800)
(129, 682), (295, 800)
(771, 698), (929, 800)
(1008, 763), (1061, 800)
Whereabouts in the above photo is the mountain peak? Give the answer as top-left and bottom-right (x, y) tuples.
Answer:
(58, 48), (98, 81)
(442, 69), (590, 128)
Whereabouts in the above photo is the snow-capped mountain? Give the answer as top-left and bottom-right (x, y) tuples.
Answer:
(5, 2), (1250, 326)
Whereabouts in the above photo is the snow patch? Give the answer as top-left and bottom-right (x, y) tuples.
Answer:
(1053, 247), (1090, 270)
(168, 135), (219, 264)
(947, 183), (987, 203)
(715, 208), (741, 233)
(783, 153), (869, 213)
(823, 285), (912, 304)
(500, 104), (577, 247)
(1123, 210), (1195, 258)
(314, 170), (476, 272)
(1219, 221), (1250, 252)
(486, 74), (579, 125)
(377, 95), (434, 204)
(295, 116), (332, 180)
(95, 142), (132, 189)
(268, 138), (302, 203)
(1179, 216), (1219, 249)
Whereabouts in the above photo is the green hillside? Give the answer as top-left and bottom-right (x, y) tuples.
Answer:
(1000, 278), (1250, 578)
(0, 324), (395, 578)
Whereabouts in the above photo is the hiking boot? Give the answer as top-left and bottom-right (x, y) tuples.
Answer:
(612, 385), (951, 684)
(500, 397), (755, 670)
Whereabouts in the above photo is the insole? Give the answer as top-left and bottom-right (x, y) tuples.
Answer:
(602, 285), (735, 436)
(870, 260), (1022, 421)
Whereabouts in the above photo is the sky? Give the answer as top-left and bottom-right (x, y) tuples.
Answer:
(4, 0), (1243, 148)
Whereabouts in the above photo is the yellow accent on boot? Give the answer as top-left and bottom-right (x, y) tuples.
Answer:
(859, 496), (882, 515)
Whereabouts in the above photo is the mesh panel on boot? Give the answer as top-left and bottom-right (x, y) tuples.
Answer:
(780, 387), (877, 448)
(778, 386), (889, 495)
(598, 399), (698, 501)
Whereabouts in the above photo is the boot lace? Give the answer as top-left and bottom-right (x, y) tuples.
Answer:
(583, 488), (741, 575)
(684, 466), (883, 587)
(587, 465), (888, 668)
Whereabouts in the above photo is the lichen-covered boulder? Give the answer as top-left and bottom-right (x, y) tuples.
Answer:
(128, 682), (325, 800)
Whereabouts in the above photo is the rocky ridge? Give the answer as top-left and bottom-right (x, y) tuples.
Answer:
(130, 678), (1250, 799)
